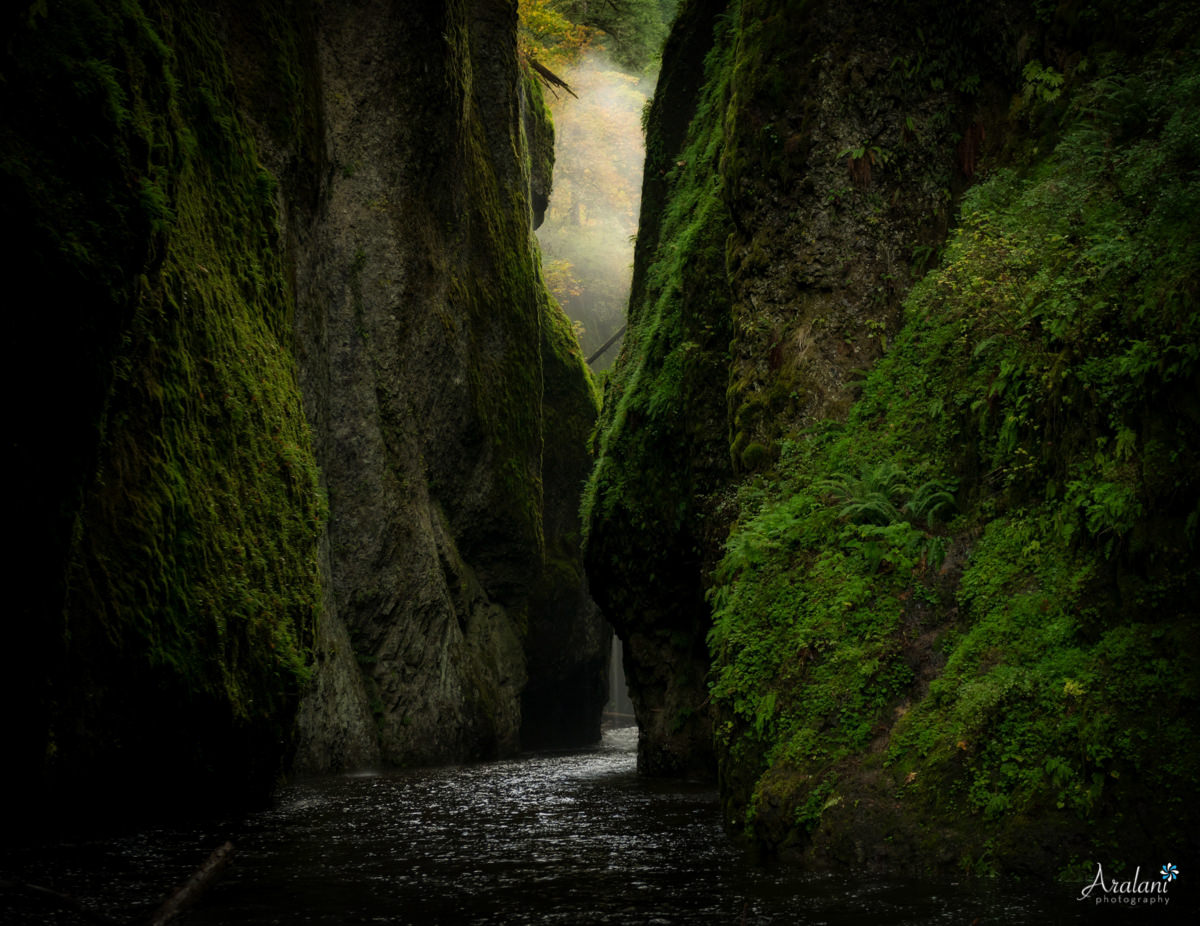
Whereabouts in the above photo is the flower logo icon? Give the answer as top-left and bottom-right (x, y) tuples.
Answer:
(1161, 863), (1179, 882)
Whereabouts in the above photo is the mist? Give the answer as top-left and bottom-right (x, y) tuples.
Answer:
(537, 52), (650, 370)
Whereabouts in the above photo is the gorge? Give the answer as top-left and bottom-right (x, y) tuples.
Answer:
(2, 0), (1198, 917)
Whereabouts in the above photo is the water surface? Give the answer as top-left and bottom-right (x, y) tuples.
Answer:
(3, 728), (1181, 923)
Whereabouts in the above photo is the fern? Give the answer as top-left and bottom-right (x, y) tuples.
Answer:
(906, 478), (957, 527)
(819, 462), (955, 529)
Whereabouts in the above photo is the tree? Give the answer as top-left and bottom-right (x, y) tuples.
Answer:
(518, 0), (597, 68)
(559, 0), (677, 73)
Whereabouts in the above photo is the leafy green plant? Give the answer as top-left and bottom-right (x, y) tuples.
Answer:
(706, 43), (1200, 870)
(1022, 60), (1064, 103)
(818, 461), (956, 528)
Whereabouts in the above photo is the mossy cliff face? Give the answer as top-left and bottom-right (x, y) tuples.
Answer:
(2, 0), (326, 818)
(523, 285), (609, 748)
(2, 0), (603, 819)
(589, 0), (1200, 874)
(284, 0), (604, 770)
(584, 0), (735, 777)
(585, 0), (1003, 777)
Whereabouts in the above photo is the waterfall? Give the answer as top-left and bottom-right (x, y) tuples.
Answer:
(605, 633), (635, 726)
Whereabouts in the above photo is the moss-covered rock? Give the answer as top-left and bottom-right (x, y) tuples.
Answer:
(589, 0), (1200, 875)
(583, 0), (736, 777)
(585, 0), (1007, 778)
(3, 0), (325, 819)
(707, 6), (1200, 873)
(522, 270), (609, 748)
(284, 0), (604, 770)
(3, 0), (606, 823)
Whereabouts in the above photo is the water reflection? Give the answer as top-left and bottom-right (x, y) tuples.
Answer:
(2, 728), (1179, 923)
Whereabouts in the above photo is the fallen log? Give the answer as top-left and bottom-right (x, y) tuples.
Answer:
(526, 55), (577, 99)
(586, 324), (627, 366)
(147, 841), (234, 926)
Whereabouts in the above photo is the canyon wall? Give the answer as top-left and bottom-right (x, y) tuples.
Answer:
(2, 0), (604, 824)
(587, 0), (1200, 872)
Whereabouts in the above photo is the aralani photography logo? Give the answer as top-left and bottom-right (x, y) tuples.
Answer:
(1079, 862), (1179, 907)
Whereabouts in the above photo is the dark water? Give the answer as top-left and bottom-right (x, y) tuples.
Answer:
(3, 727), (1189, 924)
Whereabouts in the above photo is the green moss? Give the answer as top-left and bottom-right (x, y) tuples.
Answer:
(541, 262), (601, 453)
(3, 0), (325, 806)
(451, 65), (551, 555)
(578, 0), (740, 774)
(739, 441), (770, 471)
(583, 1), (736, 554)
(708, 43), (1200, 868)
(522, 67), (556, 221)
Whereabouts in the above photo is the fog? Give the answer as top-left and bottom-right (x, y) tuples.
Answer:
(537, 52), (650, 370)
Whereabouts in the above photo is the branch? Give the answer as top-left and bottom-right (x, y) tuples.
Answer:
(525, 54), (577, 99)
(147, 841), (235, 926)
(587, 324), (627, 365)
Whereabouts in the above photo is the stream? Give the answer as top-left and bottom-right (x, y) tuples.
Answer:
(1, 726), (1172, 924)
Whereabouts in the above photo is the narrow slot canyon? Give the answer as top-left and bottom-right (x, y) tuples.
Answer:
(2, 1), (1198, 923)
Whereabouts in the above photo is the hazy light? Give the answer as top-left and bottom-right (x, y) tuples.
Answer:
(537, 52), (650, 370)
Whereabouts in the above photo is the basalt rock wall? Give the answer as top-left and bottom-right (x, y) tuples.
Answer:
(587, 0), (1200, 874)
(278, 0), (608, 771)
(2, 0), (604, 823)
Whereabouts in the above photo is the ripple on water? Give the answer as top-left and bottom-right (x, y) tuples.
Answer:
(1, 727), (1171, 924)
